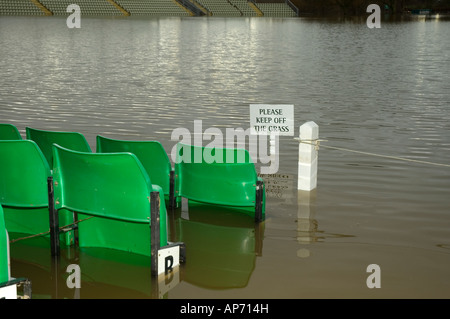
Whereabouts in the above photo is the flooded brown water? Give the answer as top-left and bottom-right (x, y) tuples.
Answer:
(1, 15), (450, 299)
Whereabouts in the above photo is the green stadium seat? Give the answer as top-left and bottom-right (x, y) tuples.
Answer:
(0, 140), (51, 235)
(0, 123), (22, 140)
(173, 143), (265, 222)
(49, 144), (169, 261)
(26, 127), (92, 167)
(0, 203), (33, 299)
(0, 140), (73, 245)
(96, 135), (174, 205)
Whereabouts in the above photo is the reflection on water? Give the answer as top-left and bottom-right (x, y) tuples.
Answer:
(171, 204), (264, 290)
(10, 234), (159, 299)
(10, 202), (265, 299)
(297, 190), (318, 245)
(2, 16), (450, 298)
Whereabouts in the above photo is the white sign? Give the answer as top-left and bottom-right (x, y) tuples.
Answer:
(0, 283), (17, 299)
(250, 104), (294, 136)
(157, 245), (180, 275)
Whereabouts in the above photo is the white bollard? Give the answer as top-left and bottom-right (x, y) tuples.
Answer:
(297, 121), (319, 191)
(269, 133), (276, 155)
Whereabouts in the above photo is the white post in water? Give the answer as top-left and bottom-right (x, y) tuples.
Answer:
(297, 121), (319, 191)
(269, 133), (276, 155)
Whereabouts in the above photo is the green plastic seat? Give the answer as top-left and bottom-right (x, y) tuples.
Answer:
(173, 143), (265, 221)
(0, 204), (9, 284)
(50, 144), (168, 258)
(0, 140), (49, 208)
(0, 123), (22, 140)
(0, 140), (74, 246)
(0, 140), (51, 236)
(26, 127), (92, 166)
(96, 135), (173, 202)
(1, 203), (33, 298)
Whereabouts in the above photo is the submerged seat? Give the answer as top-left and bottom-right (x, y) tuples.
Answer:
(0, 203), (32, 299)
(0, 140), (73, 245)
(96, 135), (174, 204)
(0, 140), (51, 235)
(49, 144), (169, 260)
(0, 123), (22, 140)
(26, 127), (92, 166)
(173, 143), (265, 222)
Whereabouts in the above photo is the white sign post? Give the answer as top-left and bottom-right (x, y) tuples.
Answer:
(297, 121), (319, 191)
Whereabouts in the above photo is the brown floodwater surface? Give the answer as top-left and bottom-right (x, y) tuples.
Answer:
(1, 15), (449, 299)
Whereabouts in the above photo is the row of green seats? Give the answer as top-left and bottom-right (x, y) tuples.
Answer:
(0, 124), (265, 257)
(0, 124), (169, 261)
(1, 123), (265, 219)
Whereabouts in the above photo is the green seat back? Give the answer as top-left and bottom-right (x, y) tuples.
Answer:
(0, 141), (81, 243)
(0, 140), (50, 208)
(0, 204), (9, 283)
(26, 127), (91, 166)
(52, 144), (168, 255)
(96, 135), (172, 196)
(0, 123), (22, 140)
(174, 143), (260, 208)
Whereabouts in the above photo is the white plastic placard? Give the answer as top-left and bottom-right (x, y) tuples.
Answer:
(250, 104), (294, 136)
(0, 283), (17, 299)
(158, 245), (180, 275)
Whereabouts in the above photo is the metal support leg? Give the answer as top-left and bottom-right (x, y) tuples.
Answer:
(73, 211), (79, 247)
(48, 177), (60, 256)
(21, 279), (32, 299)
(150, 191), (160, 277)
(255, 180), (264, 223)
(169, 170), (176, 210)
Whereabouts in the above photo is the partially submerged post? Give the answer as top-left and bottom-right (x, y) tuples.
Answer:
(296, 121), (319, 258)
(297, 121), (319, 191)
(48, 177), (60, 257)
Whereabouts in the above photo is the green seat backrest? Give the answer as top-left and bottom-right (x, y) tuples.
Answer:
(0, 123), (22, 140)
(0, 204), (9, 283)
(96, 135), (172, 196)
(52, 144), (168, 254)
(0, 140), (50, 207)
(26, 127), (91, 166)
(174, 143), (259, 207)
